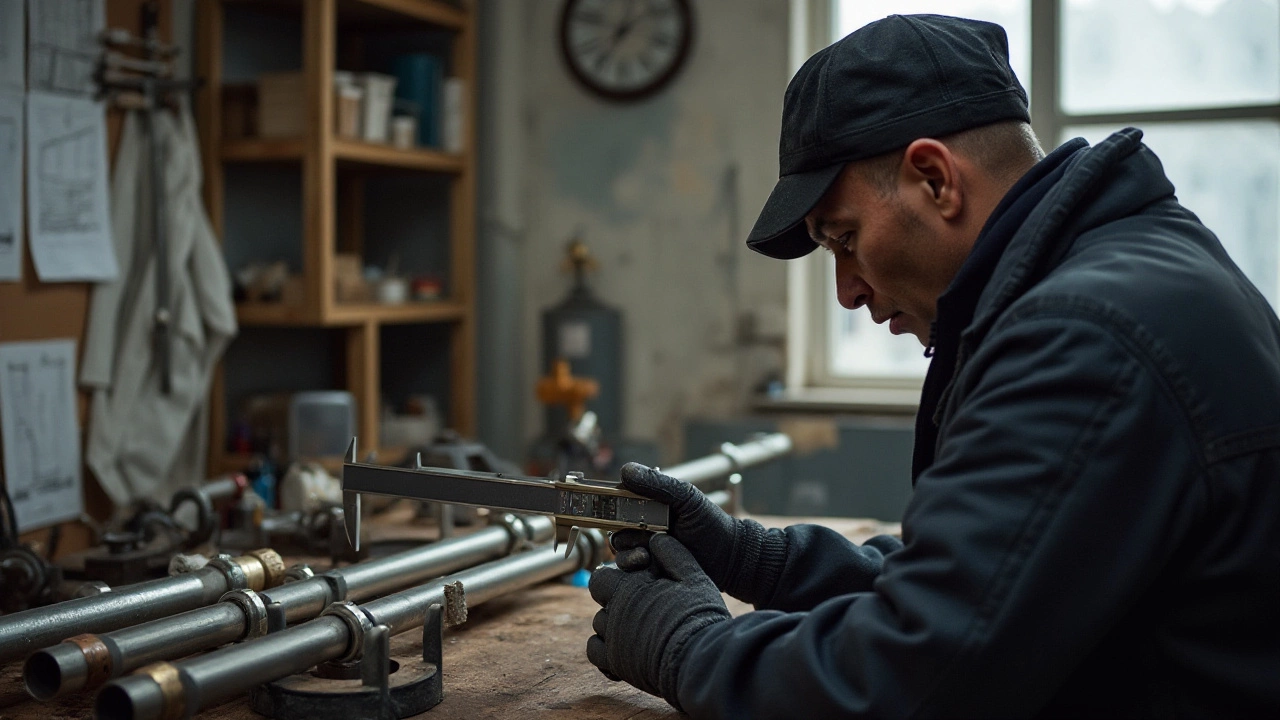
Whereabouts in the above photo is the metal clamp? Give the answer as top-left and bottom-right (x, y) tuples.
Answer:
(73, 581), (112, 598)
(283, 564), (315, 583)
(207, 554), (249, 591)
(221, 589), (269, 641)
(718, 441), (746, 477)
(726, 473), (743, 516)
(136, 661), (185, 720)
(321, 600), (375, 663)
(320, 570), (349, 603)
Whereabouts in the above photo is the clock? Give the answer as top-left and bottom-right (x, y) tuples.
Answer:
(559, 0), (693, 101)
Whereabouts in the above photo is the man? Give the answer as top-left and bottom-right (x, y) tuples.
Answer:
(585, 14), (1280, 719)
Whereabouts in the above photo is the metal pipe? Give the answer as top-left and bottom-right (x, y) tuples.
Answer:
(0, 549), (284, 665)
(662, 433), (792, 489)
(95, 532), (604, 720)
(26, 516), (553, 699)
(30, 433), (790, 699)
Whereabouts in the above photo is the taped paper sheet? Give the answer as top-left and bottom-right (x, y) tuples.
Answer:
(0, 91), (21, 281)
(27, 0), (104, 95)
(0, 339), (84, 531)
(0, 0), (24, 92)
(25, 90), (118, 282)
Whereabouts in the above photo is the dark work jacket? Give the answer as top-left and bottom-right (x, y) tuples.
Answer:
(676, 128), (1280, 718)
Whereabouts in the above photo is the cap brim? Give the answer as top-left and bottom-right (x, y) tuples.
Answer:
(746, 164), (845, 259)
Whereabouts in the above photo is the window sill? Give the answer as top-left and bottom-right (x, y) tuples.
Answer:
(753, 386), (920, 415)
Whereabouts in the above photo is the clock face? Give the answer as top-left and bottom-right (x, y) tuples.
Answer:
(560, 0), (693, 101)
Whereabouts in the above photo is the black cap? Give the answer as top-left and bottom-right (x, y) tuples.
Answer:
(747, 14), (1030, 260)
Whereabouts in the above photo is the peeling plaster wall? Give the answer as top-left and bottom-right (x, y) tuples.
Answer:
(478, 0), (791, 462)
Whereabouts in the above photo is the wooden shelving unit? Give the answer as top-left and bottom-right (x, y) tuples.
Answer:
(197, 0), (477, 474)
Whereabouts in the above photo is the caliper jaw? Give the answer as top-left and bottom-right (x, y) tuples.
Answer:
(343, 439), (362, 552)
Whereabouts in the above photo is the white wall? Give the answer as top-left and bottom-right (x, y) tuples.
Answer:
(478, 1), (792, 462)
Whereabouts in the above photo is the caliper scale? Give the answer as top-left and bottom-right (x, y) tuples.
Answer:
(342, 439), (668, 555)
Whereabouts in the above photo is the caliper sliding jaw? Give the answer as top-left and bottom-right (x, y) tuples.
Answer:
(341, 439), (668, 556)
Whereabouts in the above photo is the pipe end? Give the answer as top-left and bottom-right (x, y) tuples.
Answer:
(96, 675), (165, 720)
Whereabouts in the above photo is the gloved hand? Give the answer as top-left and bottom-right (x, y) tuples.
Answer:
(610, 462), (788, 606)
(586, 533), (731, 710)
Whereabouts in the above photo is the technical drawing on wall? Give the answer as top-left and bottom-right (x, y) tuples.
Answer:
(0, 340), (84, 532)
(0, 91), (20, 281)
(38, 125), (99, 233)
(27, 0), (104, 95)
(25, 90), (118, 282)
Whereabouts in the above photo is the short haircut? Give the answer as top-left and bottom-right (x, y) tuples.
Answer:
(853, 121), (1045, 195)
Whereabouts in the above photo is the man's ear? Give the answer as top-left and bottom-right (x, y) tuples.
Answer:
(901, 139), (962, 221)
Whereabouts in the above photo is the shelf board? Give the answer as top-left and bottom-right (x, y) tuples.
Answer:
(222, 138), (305, 162)
(333, 138), (464, 173)
(236, 302), (318, 326)
(221, 137), (463, 173)
(238, 300), (466, 326)
(327, 300), (467, 325)
(340, 0), (467, 30)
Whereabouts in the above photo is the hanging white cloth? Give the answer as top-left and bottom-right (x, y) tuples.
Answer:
(80, 104), (236, 507)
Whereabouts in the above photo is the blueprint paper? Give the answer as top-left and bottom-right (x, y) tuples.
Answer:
(0, 91), (20, 281)
(26, 91), (118, 282)
(0, 0), (24, 92)
(0, 339), (84, 531)
(28, 0), (104, 95)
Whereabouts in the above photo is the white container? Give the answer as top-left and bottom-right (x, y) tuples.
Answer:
(335, 84), (364, 139)
(377, 277), (408, 304)
(391, 116), (416, 149)
(358, 72), (397, 143)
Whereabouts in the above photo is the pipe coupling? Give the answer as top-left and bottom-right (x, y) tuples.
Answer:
(283, 563), (314, 583)
(244, 548), (287, 588)
(221, 589), (269, 640)
(575, 528), (609, 570)
(495, 513), (533, 553)
(206, 554), (249, 591)
(65, 634), (113, 689)
(136, 661), (185, 720)
(321, 600), (374, 663)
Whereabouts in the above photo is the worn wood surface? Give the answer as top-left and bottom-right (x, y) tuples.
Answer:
(0, 516), (898, 719)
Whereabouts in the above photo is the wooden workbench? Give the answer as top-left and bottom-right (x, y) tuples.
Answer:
(0, 517), (898, 720)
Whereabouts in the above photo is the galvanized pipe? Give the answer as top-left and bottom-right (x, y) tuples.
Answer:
(663, 433), (792, 489)
(0, 549), (284, 665)
(26, 515), (552, 699)
(95, 531), (604, 720)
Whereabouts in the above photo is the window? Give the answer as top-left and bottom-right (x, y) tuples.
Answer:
(786, 0), (1280, 407)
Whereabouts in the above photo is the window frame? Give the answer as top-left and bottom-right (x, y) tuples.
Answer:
(783, 0), (1280, 409)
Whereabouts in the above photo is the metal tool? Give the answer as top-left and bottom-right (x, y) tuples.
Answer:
(342, 438), (669, 557)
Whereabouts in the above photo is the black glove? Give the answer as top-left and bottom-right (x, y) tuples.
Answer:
(610, 462), (788, 606)
(586, 533), (731, 710)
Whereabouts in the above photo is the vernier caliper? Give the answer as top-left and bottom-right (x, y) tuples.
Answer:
(341, 439), (669, 555)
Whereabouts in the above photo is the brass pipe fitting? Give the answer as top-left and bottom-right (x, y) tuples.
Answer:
(136, 661), (185, 720)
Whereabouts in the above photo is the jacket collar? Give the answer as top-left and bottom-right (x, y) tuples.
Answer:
(963, 127), (1174, 349)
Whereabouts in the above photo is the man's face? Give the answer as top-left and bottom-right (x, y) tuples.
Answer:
(804, 163), (969, 346)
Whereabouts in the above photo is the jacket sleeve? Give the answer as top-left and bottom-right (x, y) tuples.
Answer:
(750, 524), (902, 613)
(674, 310), (1206, 719)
